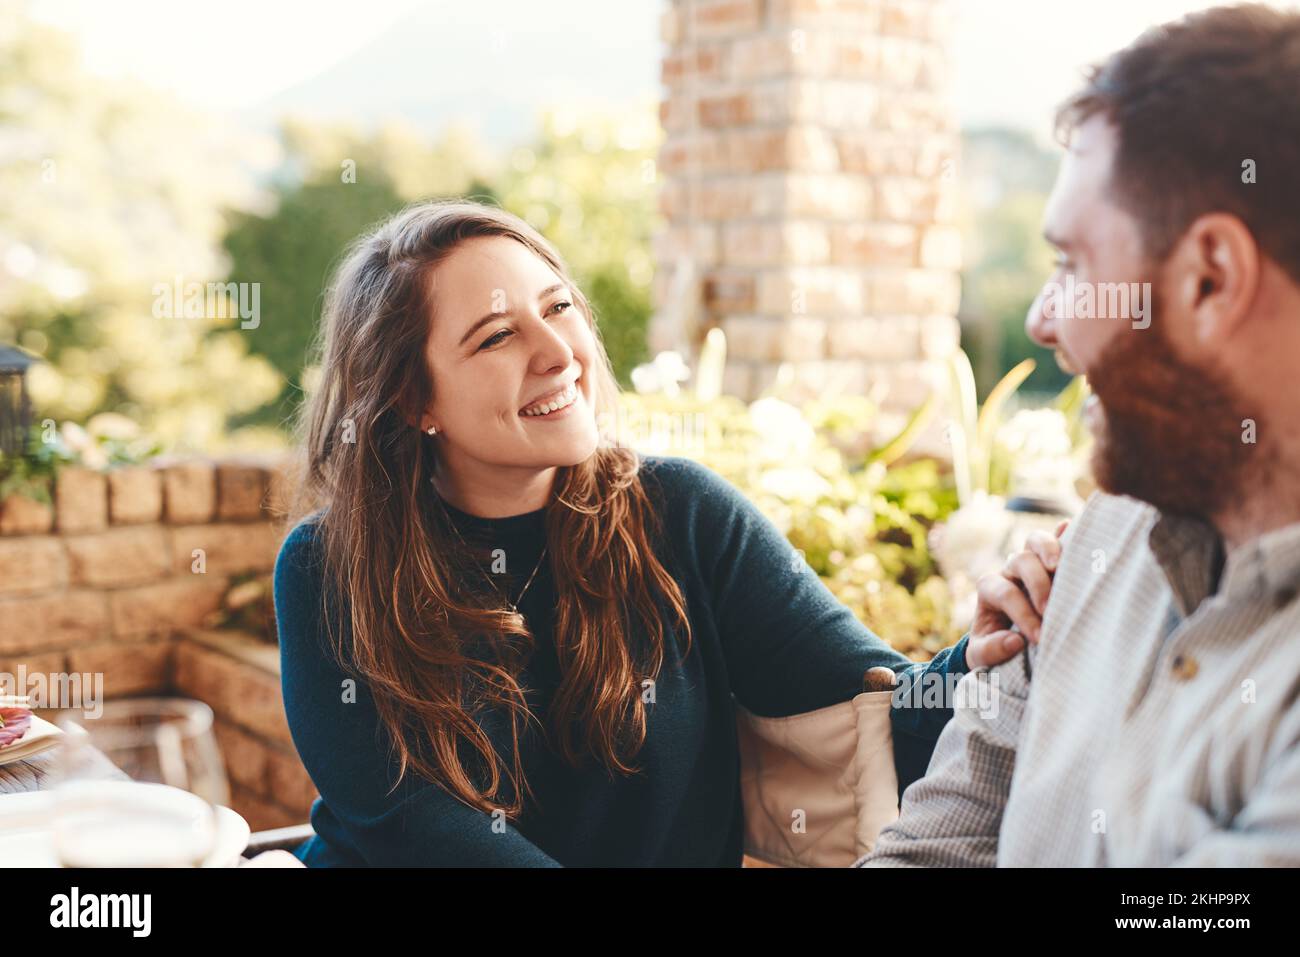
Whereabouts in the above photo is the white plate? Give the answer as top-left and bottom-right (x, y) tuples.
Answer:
(0, 792), (250, 868)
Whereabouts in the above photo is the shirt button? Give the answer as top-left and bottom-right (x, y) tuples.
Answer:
(1171, 655), (1199, 681)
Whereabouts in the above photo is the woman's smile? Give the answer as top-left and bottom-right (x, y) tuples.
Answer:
(519, 377), (580, 417)
(518, 376), (585, 421)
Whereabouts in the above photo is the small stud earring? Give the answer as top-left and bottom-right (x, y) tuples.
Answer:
(426, 425), (437, 436)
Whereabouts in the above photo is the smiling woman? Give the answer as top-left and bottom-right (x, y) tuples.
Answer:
(418, 233), (604, 517)
(273, 199), (971, 866)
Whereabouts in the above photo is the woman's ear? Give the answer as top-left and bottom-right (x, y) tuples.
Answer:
(394, 390), (438, 435)
(397, 410), (438, 436)
(413, 410), (438, 435)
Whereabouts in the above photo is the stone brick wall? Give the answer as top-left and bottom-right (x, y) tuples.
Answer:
(652, 0), (963, 432)
(176, 630), (317, 832)
(0, 456), (317, 832)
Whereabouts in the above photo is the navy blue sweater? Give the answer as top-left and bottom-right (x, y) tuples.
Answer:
(274, 454), (968, 866)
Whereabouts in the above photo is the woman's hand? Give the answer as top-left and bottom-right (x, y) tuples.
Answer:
(965, 520), (1068, 669)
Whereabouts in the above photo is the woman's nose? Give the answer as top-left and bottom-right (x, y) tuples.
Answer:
(528, 313), (574, 371)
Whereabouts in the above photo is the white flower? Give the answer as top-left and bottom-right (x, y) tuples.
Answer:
(932, 491), (1014, 583)
(630, 351), (691, 396)
(58, 422), (108, 470)
(997, 409), (1072, 458)
(757, 466), (832, 504)
(748, 397), (815, 465)
(997, 408), (1085, 504)
(85, 413), (140, 442)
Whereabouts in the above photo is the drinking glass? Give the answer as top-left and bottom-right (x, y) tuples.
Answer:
(52, 697), (230, 867)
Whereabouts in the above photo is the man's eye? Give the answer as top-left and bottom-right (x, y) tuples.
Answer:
(478, 329), (512, 351)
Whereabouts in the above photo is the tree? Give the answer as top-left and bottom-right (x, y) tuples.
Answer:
(220, 171), (409, 429)
(0, 1), (282, 451)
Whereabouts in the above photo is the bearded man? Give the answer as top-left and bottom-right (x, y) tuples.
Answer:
(858, 2), (1300, 867)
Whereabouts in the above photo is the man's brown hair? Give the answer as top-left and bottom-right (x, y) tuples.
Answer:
(1056, 3), (1300, 282)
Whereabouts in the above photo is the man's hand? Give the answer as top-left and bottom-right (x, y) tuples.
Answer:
(965, 520), (1067, 669)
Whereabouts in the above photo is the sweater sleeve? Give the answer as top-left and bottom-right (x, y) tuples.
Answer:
(274, 520), (562, 867)
(653, 458), (968, 786)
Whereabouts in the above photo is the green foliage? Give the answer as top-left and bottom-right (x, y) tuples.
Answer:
(959, 128), (1073, 398)
(947, 351), (1058, 505)
(221, 170), (410, 427)
(616, 391), (963, 658)
(0, 426), (75, 504)
(0, 412), (166, 506)
(1, 9), (282, 451)
(868, 394), (939, 468)
(578, 264), (651, 387)
(77, 438), (162, 470)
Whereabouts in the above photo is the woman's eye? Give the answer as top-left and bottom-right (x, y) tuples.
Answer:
(478, 329), (512, 351)
(478, 304), (571, 351)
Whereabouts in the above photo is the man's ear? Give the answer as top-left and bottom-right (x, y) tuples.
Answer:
(1169, 212), (1260, 348)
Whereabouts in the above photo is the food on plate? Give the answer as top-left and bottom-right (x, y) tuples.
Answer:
(0, 705), (33, 749)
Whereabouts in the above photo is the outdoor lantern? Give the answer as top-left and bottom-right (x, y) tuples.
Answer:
(0, 344), (38, 457)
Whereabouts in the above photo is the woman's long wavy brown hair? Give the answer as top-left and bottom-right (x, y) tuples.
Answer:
(287, 199), (692, 819)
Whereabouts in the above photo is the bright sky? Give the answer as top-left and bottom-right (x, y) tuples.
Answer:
(952, 0), (1240, 135)
(29, 0), (428, 109)
(29, 0), (1286, 135)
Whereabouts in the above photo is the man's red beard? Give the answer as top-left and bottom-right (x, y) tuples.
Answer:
(1084, 297), (1260, 518)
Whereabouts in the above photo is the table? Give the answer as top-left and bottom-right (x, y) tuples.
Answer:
(2, 745), (305, 866)
(0, 746), (129, 795)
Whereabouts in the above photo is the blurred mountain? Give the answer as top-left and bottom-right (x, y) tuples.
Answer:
(240, 0), (663, 147)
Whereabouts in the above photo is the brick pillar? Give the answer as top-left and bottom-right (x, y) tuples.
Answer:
(652, 0), (962, 421)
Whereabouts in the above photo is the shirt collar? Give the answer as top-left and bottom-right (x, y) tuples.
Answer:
(1147, 511), (1223, 616)
(1219, 520), (1300, 607)
(1148, 507), (1300, 613)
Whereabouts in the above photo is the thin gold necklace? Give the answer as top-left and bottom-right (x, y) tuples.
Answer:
(436, 494), (548, 615)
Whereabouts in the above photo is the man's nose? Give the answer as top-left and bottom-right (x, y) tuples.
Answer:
(1025, 286), (1058, 349)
